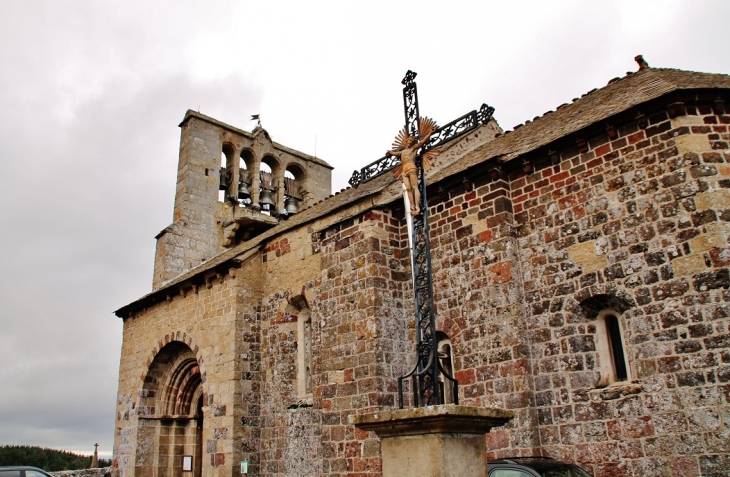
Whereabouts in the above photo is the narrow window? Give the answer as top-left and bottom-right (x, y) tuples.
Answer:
(297, 308), (313, 397)
(605, 314), (628, 381)
(436, 331), (457, 404)
(596, 311), (629, 385)
(304, 314), (312, 394)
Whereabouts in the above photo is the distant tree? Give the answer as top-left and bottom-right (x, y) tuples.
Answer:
(0, 445), (107, 471)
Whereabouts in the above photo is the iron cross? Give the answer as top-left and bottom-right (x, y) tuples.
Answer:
(349, 71), (494, 407)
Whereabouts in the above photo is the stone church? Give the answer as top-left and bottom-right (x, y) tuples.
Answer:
(113, 64), (730, 477)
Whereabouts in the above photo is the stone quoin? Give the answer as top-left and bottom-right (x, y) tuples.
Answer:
(113, 65), (730, 477)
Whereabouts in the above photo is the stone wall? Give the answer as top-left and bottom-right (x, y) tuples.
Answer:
(313, 209), (411, 477)
(424, 165), (539, 454)
(114, 266), (255, 477)
(153, 115), (224, 289)
(511, 99), (730, 476)
(255, 208), (412, 477)
(50, 468), (111, 477)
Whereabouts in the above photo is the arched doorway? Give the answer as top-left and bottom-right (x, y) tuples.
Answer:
(136, 341), (204, 477)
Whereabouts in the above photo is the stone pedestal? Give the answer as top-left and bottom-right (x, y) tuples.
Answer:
(350, 405), (514, 477)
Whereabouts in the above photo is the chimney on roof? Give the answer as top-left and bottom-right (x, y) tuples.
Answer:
(635, 55), (649, 70)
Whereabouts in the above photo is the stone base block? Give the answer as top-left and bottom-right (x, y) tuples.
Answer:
(382, 433), (487, 477)
(350, 404), (514, 477)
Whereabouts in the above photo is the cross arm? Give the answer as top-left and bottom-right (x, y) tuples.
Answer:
(348, 103), (495, 188)
(422, 104), (495, 153)
(348, 153), (401, 188)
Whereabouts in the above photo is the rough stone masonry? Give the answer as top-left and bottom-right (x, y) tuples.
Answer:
(113, 66), (730, 477)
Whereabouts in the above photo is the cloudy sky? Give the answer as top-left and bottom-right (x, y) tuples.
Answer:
(1, 0), (729, 460)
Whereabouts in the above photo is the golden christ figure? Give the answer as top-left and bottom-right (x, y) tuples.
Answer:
(387, 117), (440, 216)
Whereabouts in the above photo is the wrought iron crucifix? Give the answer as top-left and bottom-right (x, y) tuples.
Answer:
(349, 71), (494, 408)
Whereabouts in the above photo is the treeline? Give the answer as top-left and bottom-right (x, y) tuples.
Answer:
(0, 446), (111, 471)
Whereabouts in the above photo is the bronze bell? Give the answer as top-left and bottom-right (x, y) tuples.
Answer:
(284, 196), (299, 215)
(219, 168), (231, 190)
(259, 188), (275, 210)
(238, 181), (251, 200)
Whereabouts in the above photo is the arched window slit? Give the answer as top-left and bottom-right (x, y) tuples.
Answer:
(596, 310), (630, 386)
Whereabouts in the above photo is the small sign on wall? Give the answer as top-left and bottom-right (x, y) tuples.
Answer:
(182, 456), (193, 472)
(240, 459), (248, 474)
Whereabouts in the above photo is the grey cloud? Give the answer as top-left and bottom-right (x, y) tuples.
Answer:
(0, 71), (261, 455)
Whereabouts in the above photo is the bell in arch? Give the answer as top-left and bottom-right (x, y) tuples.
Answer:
(238, 181), (251, 200)
(284, 196), (299, 215)
(219, 168), (231, 190)
(259, 188), (275, 210)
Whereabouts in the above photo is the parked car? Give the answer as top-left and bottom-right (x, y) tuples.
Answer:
(488, 457), (593, 477)
(0, 467), (54, 477)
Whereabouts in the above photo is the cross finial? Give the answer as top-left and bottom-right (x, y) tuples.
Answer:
(402, 70), (417, 86)
(478, 104), (495, 124)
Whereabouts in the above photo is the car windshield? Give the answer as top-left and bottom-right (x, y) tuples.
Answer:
(533, 463), (592, 477)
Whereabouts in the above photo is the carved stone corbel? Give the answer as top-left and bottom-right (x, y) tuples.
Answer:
(222, 221), (240, 247)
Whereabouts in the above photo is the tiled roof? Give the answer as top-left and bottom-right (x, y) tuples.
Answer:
(433, 68), (730, 183)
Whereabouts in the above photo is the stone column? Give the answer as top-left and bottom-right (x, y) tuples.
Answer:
(350, 405), (513, 477)
(250, 162), (261, 208)
(273, 173), (285, 214)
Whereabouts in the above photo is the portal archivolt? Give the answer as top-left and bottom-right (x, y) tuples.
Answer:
(137, 340), (204, 477)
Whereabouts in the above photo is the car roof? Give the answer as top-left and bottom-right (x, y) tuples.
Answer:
(490, 457), (558, 464)
(0, 467), (48, 471)
(489, 457), (591, 474)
